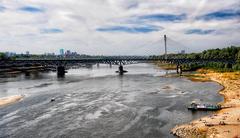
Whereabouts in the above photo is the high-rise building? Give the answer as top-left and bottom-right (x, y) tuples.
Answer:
(60, 49), (64, 56)
(180, 50), (186, 54)
(65, 50), (71, 56)
(26, 51), (30, 55)
(5, 52), (16, 57)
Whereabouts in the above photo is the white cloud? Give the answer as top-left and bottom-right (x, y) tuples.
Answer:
(0, 0), (239, 55)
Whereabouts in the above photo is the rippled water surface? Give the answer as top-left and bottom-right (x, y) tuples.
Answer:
(0, 64), (223, 138)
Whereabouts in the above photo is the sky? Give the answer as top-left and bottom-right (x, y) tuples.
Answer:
(0, 0), (239, 55)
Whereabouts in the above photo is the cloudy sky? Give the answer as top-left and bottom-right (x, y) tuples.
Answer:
(0, 0), (239, 55)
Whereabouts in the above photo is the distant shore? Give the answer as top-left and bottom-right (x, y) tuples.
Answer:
(171, 69), (240, 138)
(0, 95), (24, 107)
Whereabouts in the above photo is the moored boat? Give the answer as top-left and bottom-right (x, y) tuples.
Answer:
(188, 101), (221, 111)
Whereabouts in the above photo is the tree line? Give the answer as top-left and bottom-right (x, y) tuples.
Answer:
(168, 46), (240, 71)
(0, 53), (6, 60)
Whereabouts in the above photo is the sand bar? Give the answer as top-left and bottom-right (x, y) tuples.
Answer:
(0, 95), (23, 107)
(171, 70), (240, 138)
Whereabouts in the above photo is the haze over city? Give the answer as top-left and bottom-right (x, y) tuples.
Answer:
(0, 0), (239, 55)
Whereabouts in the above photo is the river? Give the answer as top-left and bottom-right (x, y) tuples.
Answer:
(0, 63), (223, 138)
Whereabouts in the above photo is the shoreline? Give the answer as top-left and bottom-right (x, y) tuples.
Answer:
(171, 69), (240, 138)
(0, 95), (24, 107)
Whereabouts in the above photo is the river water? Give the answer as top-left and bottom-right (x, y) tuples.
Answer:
(0, 63), (223, 138)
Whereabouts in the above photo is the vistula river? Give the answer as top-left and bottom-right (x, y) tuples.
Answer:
(0, 63), (223, 138)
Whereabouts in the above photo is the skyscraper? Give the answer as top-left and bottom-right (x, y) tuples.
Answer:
(26, 51), (30, 55)
(60, 49), (64, 56)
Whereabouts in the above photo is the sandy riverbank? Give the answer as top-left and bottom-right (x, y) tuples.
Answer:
(0, 95), (24, 107)
(171, 70), (240, 138)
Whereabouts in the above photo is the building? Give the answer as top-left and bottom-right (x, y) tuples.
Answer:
(65, 50), (71, 56)
(5, 52), (16, 57)
(180, 50), (185, 54)
(26, 51), (30, 55)
(60, 49), (64, 56)
(71, 52), (78, 56)
(44, 53), (55, 56)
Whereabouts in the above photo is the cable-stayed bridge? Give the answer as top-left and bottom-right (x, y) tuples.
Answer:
(0, 35), (236, 76)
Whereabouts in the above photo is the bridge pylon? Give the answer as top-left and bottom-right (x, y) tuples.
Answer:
(164, 35), (167, 60)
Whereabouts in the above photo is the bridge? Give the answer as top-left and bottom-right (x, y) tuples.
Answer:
(0, 35), (236, 76)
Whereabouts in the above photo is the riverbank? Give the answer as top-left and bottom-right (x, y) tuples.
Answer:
(155, 61), (177, 70)
(0, 95), (24, 107)
(0, 66), (54, 75)
(171, 69), (240, 138)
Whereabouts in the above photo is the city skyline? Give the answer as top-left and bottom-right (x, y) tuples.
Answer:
(2, 49), (80, 56)
(0, 0), (239, 55)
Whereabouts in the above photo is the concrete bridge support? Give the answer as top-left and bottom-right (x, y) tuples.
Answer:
(25, 72), (30, 77)
(179, 66), (182, 76)
(57, 66), (66, 77)
(176, 65), (182, 75)
(118, 64), (128, 75)
(119, 65), (123, 72)
(176, 65), (179, 74)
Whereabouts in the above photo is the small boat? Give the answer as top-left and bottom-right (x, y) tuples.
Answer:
(188, 101), (221, 111)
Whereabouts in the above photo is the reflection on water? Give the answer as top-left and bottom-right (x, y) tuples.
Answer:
(0, 64), (223, 138)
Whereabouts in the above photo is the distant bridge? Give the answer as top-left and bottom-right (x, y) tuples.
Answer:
(0, 35), (237, 76)
(1, 56), (236, 66)
(0, 56), (236, 76)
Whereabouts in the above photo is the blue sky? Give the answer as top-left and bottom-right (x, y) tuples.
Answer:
(97, 25), (162, 33)
(19, 6), (44, 13)
(0, 5), (6, 11)
(138, 13), (187, 22)
(185, 29), (215, 35)
(41, 28), (63, 34)
(197, 9), (240, 21)
(0, 0), (239, 55)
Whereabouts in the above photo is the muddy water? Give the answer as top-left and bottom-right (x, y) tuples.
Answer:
(0, 64), (223, 138)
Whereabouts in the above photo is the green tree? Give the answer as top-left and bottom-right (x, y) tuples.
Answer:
(237, 50), (240, 63)
(0, 53), (5, 60)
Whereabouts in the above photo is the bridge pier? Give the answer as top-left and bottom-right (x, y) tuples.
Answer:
(109, 63), (112, 68)
(25, 72), (30, 77)
(117, 64), (128, 75)
(176, 65), (182, 75)
(176, 65), (179, 74)
(119, 65), (124, 75)
(97, 63), (100, 68)
(179, 66), (182, 76)
(57, 66), (66, 77)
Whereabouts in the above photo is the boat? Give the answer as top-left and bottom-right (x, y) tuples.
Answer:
(188, 101), (221, 111)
